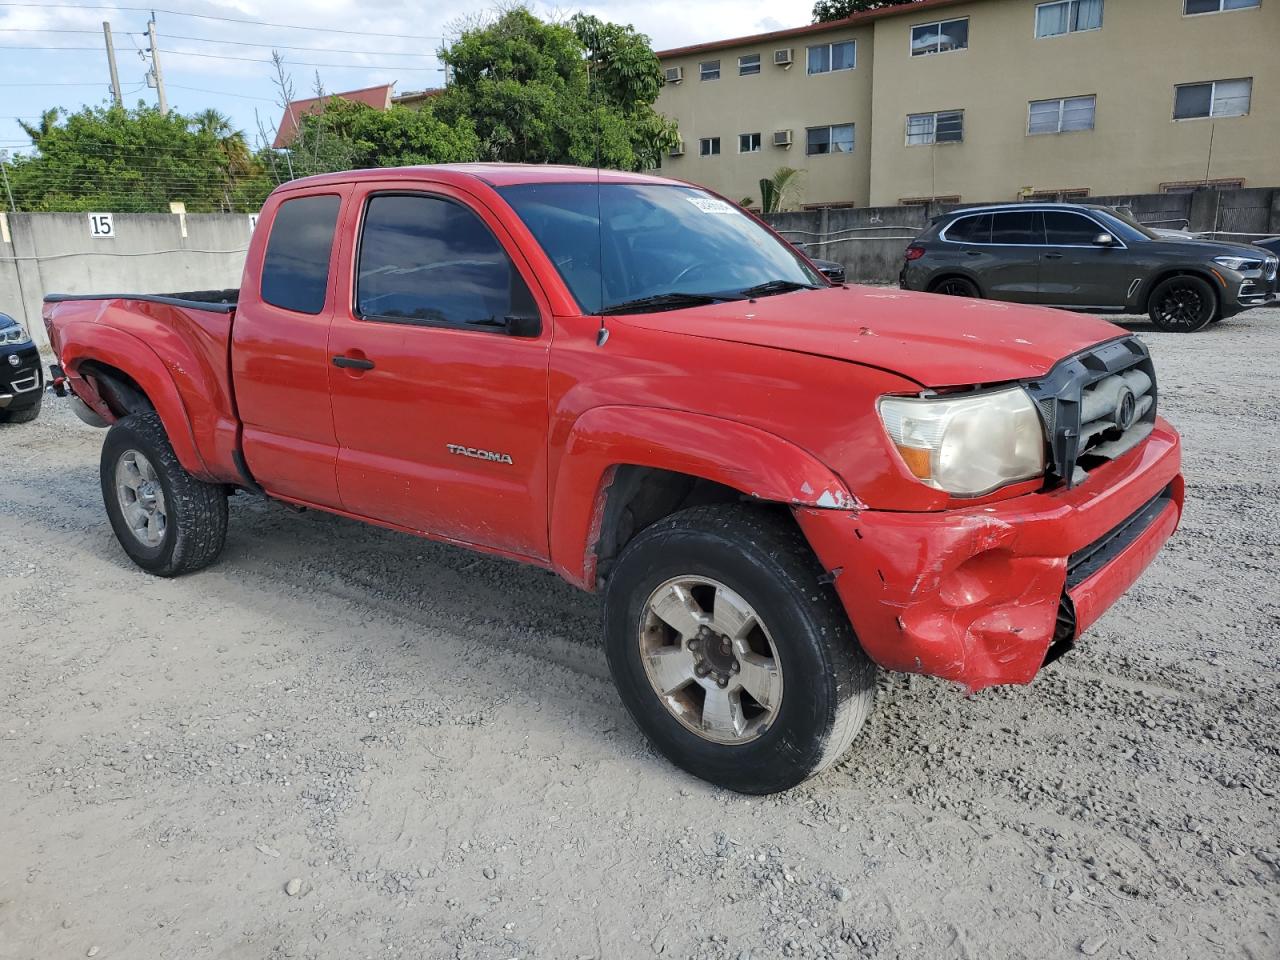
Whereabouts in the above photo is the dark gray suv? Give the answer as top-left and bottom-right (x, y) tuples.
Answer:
(899, 203), (1278, 332)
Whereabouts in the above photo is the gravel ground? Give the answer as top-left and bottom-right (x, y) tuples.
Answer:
(1, 310), (1277, 960)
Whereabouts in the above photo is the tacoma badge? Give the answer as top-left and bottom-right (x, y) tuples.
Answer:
(446, 444), (514, 465)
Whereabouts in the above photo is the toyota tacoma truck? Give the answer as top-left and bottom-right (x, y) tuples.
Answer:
(43, 165), (1184, 794)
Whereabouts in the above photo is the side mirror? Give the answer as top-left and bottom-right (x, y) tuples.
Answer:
(504, 314), (542, 338)
(1093, 232), (1116, 246)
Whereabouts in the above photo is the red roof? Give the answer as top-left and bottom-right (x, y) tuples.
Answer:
(272, 83), (394, 149)
(655, 0), (968, 58)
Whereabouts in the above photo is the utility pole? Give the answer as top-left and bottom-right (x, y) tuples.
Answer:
(147, 12), (168, 116)
(103, 21), (123, 107)
(0, 151), (16, 213)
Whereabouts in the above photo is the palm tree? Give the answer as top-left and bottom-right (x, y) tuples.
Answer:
(759, 167), (803, 213)
(192, 109), (254, 210)
(18, 108), (59, 147)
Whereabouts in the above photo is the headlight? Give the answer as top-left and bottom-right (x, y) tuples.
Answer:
(878, 387), (1046, 497)
(0, 324), (30, 345)
(1212, 255), (1262, 272)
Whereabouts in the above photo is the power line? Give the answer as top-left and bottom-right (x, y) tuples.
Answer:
(0, 3), (444, 40)
(156, 47), (441, 70)
(168, 83), (276, 103)
(153, 33), (439, 57)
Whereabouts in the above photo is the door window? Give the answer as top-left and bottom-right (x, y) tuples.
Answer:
(990, 211), (1044, 245)
(260, 194), (341, 315)
(1043, 211), (1102, 245)
(355, 194), (536, 330)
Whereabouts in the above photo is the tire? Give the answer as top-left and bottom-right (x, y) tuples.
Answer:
(0, 392), (41, 424)
(603, 504), (877, 794)
(100, 411), (228, 576)
(930, 276), (981, 298)
(1147, 275), (1217, 332)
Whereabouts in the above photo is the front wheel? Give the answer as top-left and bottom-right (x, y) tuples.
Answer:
(603, 505), (877, 794)
(0, 392), (41, 424)
(101, 412), (228, 576)
(1148, 275), (1217, 332)
(931, 276), (980, 298)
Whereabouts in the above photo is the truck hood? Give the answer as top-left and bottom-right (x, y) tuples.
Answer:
(618, 285), (1125, 388)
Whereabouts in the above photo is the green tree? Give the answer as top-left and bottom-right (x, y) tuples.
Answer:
(6, 103), (273, 212)
(812, 0), (918, 23)
(432, 7), (678, 170)
(17, 107), (59, 146)
(759, 167), (803, 213)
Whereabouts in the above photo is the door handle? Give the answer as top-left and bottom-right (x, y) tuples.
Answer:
(332, 355), (375, 370)
(964, 250), (982, 257)
(1044, 253), (1064, 260)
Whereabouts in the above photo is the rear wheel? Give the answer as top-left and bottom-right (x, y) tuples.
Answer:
(1148, 275), (1216, 332)
(931, 276), (980, 298)
(603, 505), (877, 794)
(101, 412), (228, 576)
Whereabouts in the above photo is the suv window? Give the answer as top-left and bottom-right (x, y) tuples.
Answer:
(1043, 211), (1102, 245)
(945, 213), (991, 243)
(261, 194), (341, 315)
(991, 211), (1044, 245)
(355, 194), (535, 328)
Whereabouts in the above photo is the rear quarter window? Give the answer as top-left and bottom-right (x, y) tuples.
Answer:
(261, 195), (342, 315)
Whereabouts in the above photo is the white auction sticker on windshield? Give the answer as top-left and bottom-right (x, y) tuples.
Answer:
(686, 196), (735, 215)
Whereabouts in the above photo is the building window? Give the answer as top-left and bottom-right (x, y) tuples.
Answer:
(738, 53), (761, 76)
(1025, 188), (1091, 201)
(1035, 0), (1103, 37)
(700, 60), (720, 81)
(910, 18), (969, 56)
(699, 137), (721, 157)
(906, 110), (964, 145)
(806, 123), (855, 155)
(901, 195), (962, 206)
(1160, 177), (1245, 193)
(1185, 0), (1259, 13)
(807, 40), (856, 74)
(1174, 78), (1251, 119)
(1028, 95), (1096, 134)
(738, 132), (761, 153)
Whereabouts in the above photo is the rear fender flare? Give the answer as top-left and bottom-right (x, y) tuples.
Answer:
(57, 321), (210, 478)
(549, 405), (858, 589)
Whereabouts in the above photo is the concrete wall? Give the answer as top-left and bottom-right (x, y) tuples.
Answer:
(764, 186), (1280, 284)
(0, 212), (253, 350)
(656, 23), (875, 208)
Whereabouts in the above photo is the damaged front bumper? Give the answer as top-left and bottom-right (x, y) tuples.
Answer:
(795, 417), (1183, 692)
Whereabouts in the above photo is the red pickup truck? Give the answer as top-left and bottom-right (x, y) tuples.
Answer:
(44, 165), (1183, 794)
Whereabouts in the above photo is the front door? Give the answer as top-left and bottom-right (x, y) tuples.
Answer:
(326, 184), (553, 561)
(1037, 211), (1133, 308)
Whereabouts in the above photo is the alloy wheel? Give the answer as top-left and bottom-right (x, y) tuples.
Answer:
(1154, 284), (1208, 330)
(115, 449), (168, 547)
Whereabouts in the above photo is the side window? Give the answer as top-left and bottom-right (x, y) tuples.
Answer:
(355, 194), (536, 329)
(946, 213), (991, 243)
(260, 194), (341, 315)
(990, 211), (1044, 245)
(1043, 212), (1102, 245)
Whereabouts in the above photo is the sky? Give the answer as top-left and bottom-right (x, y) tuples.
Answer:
(0, 0), (816, 157)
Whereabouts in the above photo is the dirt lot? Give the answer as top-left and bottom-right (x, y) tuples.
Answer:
(2, 310), (1278, 960)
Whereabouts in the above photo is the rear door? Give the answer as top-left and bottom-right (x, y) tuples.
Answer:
(981, 210), (1045, 302)
(1038, 211), (1132, 308)
(326, 182), (553, 560)
(232, 187), (352, 508)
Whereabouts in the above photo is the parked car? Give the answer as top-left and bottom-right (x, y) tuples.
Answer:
(899, 202), (1278, 332)
(788, 240), (847, 284)
(44, 165), (1183, 794)
(0, 312), (43, 424)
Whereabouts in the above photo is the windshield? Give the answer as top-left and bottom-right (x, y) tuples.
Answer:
(1096, 207), (1158, 242)
(497, 182), (822, 314)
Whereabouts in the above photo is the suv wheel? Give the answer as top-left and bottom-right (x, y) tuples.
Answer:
(603, 505), (877, 794)
(1148, 275), (1216, 332)
(932, 276), (980, 298)
(101, 412), (229, 576)
(0, 392), (41, 424)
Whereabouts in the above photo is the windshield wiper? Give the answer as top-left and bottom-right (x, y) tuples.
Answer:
(735, 279), (822, 298)
(598, 292), (743, 316)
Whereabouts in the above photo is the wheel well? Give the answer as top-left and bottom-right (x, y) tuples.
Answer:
(927, 273), (981, 296)
(1140, 269), (1220, 314)
(77, 361), (153, 419)
(593, 465), (787, 587)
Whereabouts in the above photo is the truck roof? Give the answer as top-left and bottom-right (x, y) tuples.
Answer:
(275, 163), (676, 192)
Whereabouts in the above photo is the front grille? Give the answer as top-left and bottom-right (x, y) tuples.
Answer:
(1025, 337), (1157, 488)
(1066, 483), (1175, 588)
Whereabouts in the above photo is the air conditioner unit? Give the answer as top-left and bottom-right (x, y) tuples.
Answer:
(773, 129), (793, 147)
(664, 66), (683, 84)
(669, 141), (685, 157)
(774, 48), (794, 66)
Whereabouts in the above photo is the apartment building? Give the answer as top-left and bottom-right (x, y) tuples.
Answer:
(655, 0), (1279, 208)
